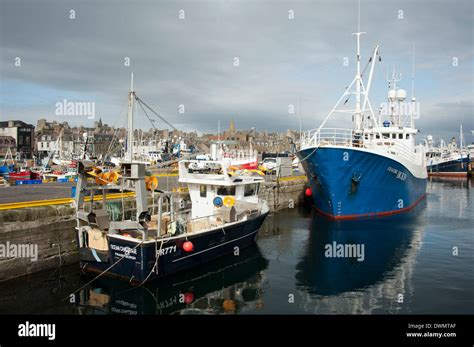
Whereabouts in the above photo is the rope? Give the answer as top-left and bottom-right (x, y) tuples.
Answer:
(298, 146), (319, 163)
(360, 56), (372, 78)
(65, 240), (144, 301)
(136, 227), (174, 287)
(135, 96), (178, 131)
(120, 180), (125, 221)
(100, 101), (128, 166)
(136, 97), (157, 130)
(136, 238), (165, 287)
(136, 195), (174, 287)
(341, 55), (375, 106)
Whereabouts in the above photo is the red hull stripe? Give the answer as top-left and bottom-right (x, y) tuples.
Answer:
(428, 172), (467, 178)
(314, 193), (427, 220)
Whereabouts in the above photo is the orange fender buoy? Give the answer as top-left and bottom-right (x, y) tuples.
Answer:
(183, 241), (194, 252)
(145, 176), (158, 191)
(223, 299), (236, 312)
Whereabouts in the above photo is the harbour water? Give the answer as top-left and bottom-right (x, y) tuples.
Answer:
(1, 177), (472, 315)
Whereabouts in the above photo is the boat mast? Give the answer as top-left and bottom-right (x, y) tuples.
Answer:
(127, 73), (135, 161)
(310, 0), (381, 138)
(353, 0), (364, 131)
(411, 44), (416, 129)
(59, 130), (62, 160)
(388, 67), (401, 126)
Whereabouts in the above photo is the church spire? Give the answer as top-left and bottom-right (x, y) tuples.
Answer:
(229, 119), (235, 134)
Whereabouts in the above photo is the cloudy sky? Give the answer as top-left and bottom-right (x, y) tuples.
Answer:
(1, 0), (473, 143)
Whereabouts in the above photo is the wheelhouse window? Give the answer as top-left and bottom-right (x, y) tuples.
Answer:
(406, 134), (410, 139)
(244, 183), (258, 197)
(200, 185), (207, 197)
(217, 186), (235, 196)
(392, 133), (396, 139)
(398, 134), (403, 139)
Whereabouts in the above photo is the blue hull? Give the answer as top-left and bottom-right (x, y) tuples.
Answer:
(297, 147), (427, 219)
(427, 156), (469, 176)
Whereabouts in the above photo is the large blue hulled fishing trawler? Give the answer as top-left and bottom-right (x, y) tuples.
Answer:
(298, 31), (427, 219)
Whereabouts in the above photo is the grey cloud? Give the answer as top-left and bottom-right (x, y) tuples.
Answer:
(0, 0), (472, 142)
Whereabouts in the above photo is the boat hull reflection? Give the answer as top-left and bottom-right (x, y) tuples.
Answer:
(296, 203), (426, 313)
(77, 244), (268, 315)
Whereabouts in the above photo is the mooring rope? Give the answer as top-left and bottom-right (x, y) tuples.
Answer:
(136, 238), (165, 288)
(65, 240), (144, 301)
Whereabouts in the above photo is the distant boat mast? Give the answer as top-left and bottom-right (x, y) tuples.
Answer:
(127, 73), (135, 161)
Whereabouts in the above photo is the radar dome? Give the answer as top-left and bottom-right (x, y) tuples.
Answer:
(396, 89), (407, 101)
(388, 90), (397, 101)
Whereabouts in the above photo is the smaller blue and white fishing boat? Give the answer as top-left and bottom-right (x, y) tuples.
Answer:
(422, 126), (470, 177)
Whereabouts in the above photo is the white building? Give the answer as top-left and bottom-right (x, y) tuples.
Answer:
(37, 134), (74, 159)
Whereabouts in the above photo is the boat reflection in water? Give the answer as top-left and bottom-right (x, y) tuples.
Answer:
(428, 176), (472, 190)
(76, 244), (268, 315)
(427, 176), (472, 224)
(295, 201), (426, 314)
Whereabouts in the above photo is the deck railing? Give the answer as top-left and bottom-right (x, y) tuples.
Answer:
(301, 127), (421, 164)
(184, 205), (261, 234)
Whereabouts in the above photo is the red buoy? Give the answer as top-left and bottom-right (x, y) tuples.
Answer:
(305, 187), (312, 197)
(183, 241), (194, 252)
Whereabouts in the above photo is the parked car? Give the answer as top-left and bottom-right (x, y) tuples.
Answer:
(261, 157), (277, 174)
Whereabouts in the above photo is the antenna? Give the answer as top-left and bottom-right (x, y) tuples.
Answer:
(352, 0), (365, 130)
(298, 97), (302, 140)
(357, 0), (361, 32)
(389, 66), (401, 90)
(411, 44), (415, 100)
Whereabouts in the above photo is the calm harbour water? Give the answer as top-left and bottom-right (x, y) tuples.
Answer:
(1, 177), (473, 315)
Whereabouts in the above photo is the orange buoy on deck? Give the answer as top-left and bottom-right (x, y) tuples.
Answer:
(223, 299), (236, 312)
(145, 176), (158, 191)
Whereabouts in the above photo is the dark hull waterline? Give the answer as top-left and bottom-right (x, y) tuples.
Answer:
(79, 213), (269, 283)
